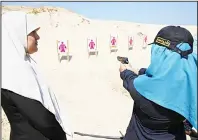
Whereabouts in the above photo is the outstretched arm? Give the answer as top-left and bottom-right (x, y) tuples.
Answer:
(120, 67), (147, 101)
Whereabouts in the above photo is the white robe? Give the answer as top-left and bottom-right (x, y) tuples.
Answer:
(2, 11), (73, 139)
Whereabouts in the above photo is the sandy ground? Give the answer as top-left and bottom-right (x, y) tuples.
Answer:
(1, 6), (197, 140)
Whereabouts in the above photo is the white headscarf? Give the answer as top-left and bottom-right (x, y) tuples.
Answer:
(2, 11), (73, 138)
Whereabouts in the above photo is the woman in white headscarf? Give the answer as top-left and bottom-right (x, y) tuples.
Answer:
(1, 11), (73, 140)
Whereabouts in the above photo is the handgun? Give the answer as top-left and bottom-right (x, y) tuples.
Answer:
(117, 56), (129, 64)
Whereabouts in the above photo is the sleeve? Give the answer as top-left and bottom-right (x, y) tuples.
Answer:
(184, 119), (193, 131)
(3, 89), (67, 140)
(120, 69), (142, 101)
(138, 68), (147, 75)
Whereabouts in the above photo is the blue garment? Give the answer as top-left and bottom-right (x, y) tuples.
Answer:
(193, 35), (197, 54)
(134, 43), (197, 129)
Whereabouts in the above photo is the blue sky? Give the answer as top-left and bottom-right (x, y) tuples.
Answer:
(2, 2), (197, 25)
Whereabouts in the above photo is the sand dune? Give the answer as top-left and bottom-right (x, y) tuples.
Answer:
(1, 5), (197, 140)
